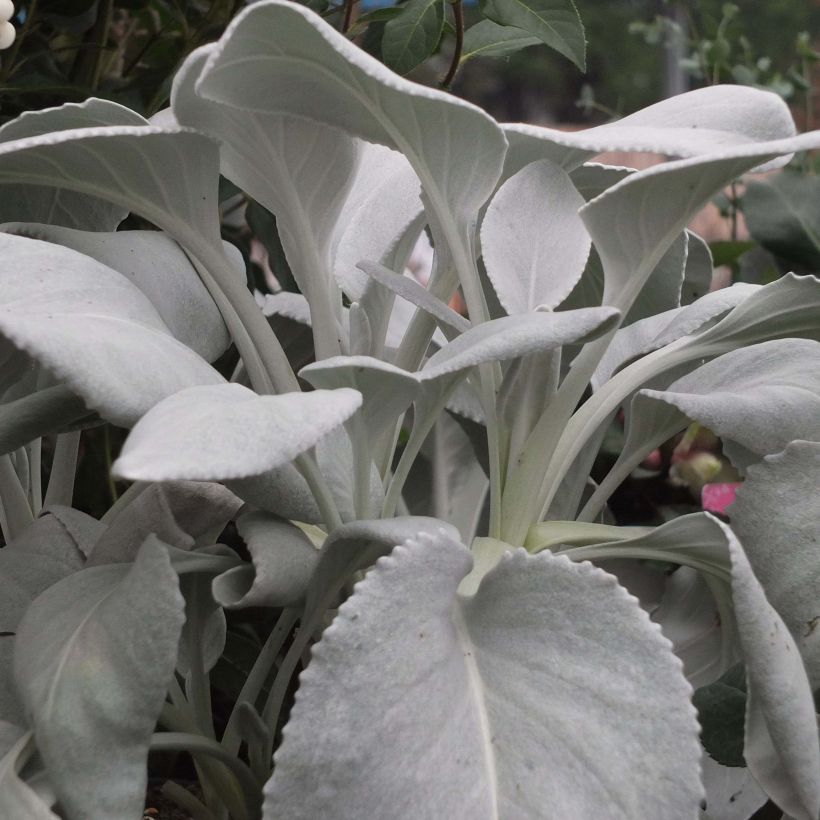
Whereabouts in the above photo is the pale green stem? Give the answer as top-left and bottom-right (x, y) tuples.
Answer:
(161, 781), (220, 820)
(150, 733), (261, 820)
(186, 581), (215, 740)
(43, 430), (81, 509)
(222, 608), (299, 757)
(100, 479), (149, 524)
(0, 454), (33, 539)
(26, 439), (42, 516)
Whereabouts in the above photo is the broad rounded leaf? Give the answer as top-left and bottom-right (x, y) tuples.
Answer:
(267, 530), (702, 818)
(481, 159), (590, 313)
(0, 98), (147, 230)
(0, 223), (232, 362)
(0, 234), (223, 427)
(113, 383), (362, 481)
(14, 538), (185, 820)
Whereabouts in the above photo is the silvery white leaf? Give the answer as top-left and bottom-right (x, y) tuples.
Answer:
(569, 162), (634, 200)
(592, 283), (758, 390)
(718, 519), (820, 820)
(623, 231), (688, 325)
(357, 260), (471, 334)
(300, 356), (419, 442)
(330, 143), (423, 301)
(629, 339), (820, 469)
(0, 514), (87, 724)
(112, 383), (362, 481)
(699, 755), (767, 820)
(731, 441), (820, 688)
(0, 224), (231, 362)
(421, 307), (620, 382)
(0, 233), (223, 428)
(305, 517), (458, 614)
(481, 159), (591, 313)
(0, 98), (147, 230)
(581, 132), (820, 319)
(173, 45), (354, 358)
(0, 122), (224, 259)
(88, 482), (242, 566)
(14, 537), (185, 820)
(259, 291), (314, 326)
(212, 511), (318, 608)
(653, 567), (735, 687)
(268, 531), (702, 819)
(227, 429), (382, 525)
(195, 0), (507, 310)
(44, 506), (106, 558)
(562, 513), (820, 819)
(503, 85), (797, 176)
(0, 730), (59, 819)
(682, 231), (713, 305)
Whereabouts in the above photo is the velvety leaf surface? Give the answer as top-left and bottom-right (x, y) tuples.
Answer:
(0, 223), (231, 362)
(503, 85), (796, 176)
(14, 538), (185, 820)
(212, 511), (318, 608)
(0, 234), (223, 427)
(0, 98), (146, 230)
(112, 383), (362, 481)
(481, 158), (590, 313)
(730, 441), (820, 688)
(267, 530), (702, 819)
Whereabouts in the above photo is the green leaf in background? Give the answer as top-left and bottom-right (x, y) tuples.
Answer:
(479, 0), (585, 70)
(742, 171), (820, 272)
(693, 664), (747, 767)
(382, 0), (446, 75)
(460, 19), (541, 62)
(709, 239), (756, 268)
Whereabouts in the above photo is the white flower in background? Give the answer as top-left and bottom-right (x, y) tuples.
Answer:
(0, 0), (15, 50)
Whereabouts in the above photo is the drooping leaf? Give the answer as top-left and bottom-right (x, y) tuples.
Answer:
(113, 383), (362, 482)
(626, 339), (820, 470)
(742, 170), (820, 271)
(300, 356), (419, 442)
(0, 223), (232, 362)
(14, 538), (185, 820)
(581, 132), (820, 320)
(381, 0), (445, 75)
(559, 514), (820, 819)
(0, 233), (223, 429)
(88, 482), (242, 566)
(212, 512), (318, 609)
(0, 98), (147, 230)
(460, 20), (541, 62)
(267, 530), (702, 818)
(503, 85), (797, 177)
(481, 158), (590, 313)
(194, 0), (507, 312)
(479, 0), (585, 69)
(730, 441), (820, 688)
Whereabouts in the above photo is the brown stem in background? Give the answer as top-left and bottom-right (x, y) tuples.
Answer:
(440, 0), (464, 89)
(342, 0), (356, 34)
